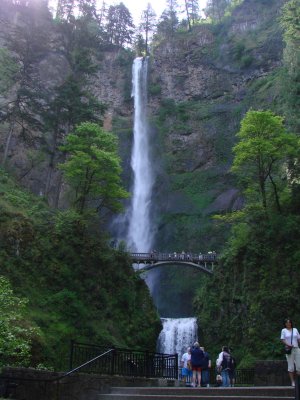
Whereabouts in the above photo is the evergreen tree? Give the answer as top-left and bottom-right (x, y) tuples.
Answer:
(205, 0), (231, 21)
(97, 0), (108, 25)
(0, 4), (51, 166)
(56, 0), (76, 21)
(157, 0), (179, 37)
(106, 2), (135, 46)
(139, 3), (156, 55)
(184, 0), (200, 30)
(133, 32), (147, 57)
(77, 0), (97, 18)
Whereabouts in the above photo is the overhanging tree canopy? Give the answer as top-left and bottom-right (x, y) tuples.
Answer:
(231, 110), (298, 212)
(59, 122), (129, 214)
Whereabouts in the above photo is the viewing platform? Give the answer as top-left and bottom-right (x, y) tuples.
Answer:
(130, 252), (217, 274)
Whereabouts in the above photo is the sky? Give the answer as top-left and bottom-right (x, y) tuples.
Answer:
(49, 0), (208, 24)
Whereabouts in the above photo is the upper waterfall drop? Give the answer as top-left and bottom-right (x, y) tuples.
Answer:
(127, 57), (154, 252)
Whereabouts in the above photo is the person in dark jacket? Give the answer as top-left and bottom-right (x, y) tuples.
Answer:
(190, 342), (204, 387)
(228, 348), (237, 387)
(200, 346), (211, 387)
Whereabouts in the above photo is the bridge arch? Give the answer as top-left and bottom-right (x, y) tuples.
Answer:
(130, 252), (217, 275)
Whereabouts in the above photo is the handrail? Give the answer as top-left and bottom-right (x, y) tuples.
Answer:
(69, 342), (178, 379)
(53, 348), (115, 382)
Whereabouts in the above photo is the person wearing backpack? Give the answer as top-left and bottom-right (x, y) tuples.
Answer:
(216, 346), (231, 387)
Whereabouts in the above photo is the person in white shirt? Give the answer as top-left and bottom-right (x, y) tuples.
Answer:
(181, 347), (192, 386)
(280, 318), (300, 387)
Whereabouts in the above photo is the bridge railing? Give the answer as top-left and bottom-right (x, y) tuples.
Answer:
(131, 252), (217, 263)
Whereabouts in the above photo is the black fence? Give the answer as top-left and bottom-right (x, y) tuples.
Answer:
(70, 341), (178, 379)
(235, 368), (255, 385)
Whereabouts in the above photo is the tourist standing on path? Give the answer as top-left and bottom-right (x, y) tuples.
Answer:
(281, 318), (300, 387)
(200, 346), (211, 387)
(191, 342), (204, 387)
(181, 347), (192, 386)
(216, 346), (231, 387)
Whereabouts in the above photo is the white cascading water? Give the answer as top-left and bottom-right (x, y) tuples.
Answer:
(126, 58), (198, 356)
(157, 318), (198, 357)
(127, 57), (154, 252)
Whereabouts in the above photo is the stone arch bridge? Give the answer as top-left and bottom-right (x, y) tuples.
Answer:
(130, 252), (217, 275)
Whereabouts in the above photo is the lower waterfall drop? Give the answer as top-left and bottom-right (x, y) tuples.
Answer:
(157, 317), (198, 358)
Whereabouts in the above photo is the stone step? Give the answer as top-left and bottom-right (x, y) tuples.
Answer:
(97, 386), (294, 400)
(98, 395), (293, 400)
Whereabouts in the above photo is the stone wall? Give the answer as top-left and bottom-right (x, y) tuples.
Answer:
(254, 360), (290, 386)
(0, 368), (172, 400)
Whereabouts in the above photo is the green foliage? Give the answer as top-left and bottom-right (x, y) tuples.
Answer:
(149, 83), (162, 96)
(0, 168), (161, 369)
(280, 0), (300, 42)
(195, 210), (300, 365)
(0, 276), (39, 368)
(205, 0), (242, 22)
(59, 122), (129, 214)
(232, 110), (298, 212)
(158, 98), (177, 121)
(0, 48), (19, 93)
(240, 54), (253, 68)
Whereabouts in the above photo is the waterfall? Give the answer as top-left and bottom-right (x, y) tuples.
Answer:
(126, 57), (154, 252)
(157, 317), (198, 358)
(114, 58), (199, 357)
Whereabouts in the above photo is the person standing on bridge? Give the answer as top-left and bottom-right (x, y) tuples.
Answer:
(281, 318), (300, 387)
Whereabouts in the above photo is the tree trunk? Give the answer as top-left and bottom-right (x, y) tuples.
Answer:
(2, 121), (14, 166)
(259, 175), (267, 210)
(184, 0), (192, 31)
(269, 174), (282, 213)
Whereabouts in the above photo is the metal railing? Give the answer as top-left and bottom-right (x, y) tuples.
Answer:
(131, 252), (217, 264)
(70, 341), (178, 379)
(178, 367), (255, 386)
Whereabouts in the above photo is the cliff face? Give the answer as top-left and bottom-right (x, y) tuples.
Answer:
(0, 0), (287, 251)
(146, 0), (286, 251)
